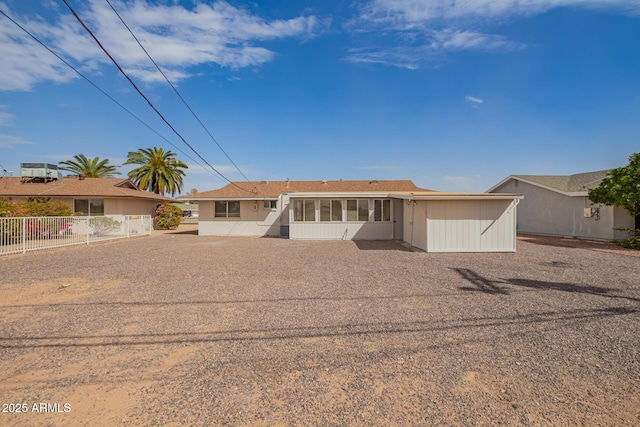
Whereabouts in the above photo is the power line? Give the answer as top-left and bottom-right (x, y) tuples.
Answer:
(60, 0), (252, 194)
(105, 0), (251, 183)
(0, 8), (224, 184)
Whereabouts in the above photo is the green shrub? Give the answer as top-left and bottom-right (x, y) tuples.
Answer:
(615, 228), (640, 250)
(154, 203), (182, 230)
(19, 198), (72, 216)
(0, 199), (28, 217)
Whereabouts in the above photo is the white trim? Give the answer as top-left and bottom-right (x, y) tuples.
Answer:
(487, 176), (587, 197)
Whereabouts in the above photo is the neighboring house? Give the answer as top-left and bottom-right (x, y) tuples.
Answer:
(488, 170), (637, 241)
(0, 176), (174, 216)
(180, 179), (522, 252)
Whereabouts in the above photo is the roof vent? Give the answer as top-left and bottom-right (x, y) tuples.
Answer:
(79, 174), (85, 181)
(370, 180), (379, 184)
(260, 180), (269, 184)
(322, 180), (327, 184)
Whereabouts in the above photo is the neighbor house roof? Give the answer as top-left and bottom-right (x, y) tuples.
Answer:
(181, 180), (427, 199)
(0, 177), (174, 201)
(487, 170), (609, 195)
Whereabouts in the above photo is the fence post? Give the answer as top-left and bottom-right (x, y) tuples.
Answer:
(86, 217), (90, 245)
(22, 217), (26, 254)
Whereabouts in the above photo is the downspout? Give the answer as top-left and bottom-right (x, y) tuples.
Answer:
(409, 200), (415, 247)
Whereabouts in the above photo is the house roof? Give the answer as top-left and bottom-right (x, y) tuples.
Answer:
(181, 180), (427, 199)
(487, 170), (609, 195)
(0, 177), (175, 201)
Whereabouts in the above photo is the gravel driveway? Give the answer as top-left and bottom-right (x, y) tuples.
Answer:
(1, 228), (639, 426)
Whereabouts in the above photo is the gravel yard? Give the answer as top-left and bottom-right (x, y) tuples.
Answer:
(1, 227), (639, 426)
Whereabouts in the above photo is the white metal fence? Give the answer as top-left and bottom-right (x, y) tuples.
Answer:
(0, 215), (152, 256)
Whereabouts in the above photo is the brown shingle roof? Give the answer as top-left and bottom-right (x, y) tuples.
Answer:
(0, 177), (174, 201)
(185, 180), (427, 199)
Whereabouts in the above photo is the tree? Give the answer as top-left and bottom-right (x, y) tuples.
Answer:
(59, 154), (120, 177)
(588, 153), (640, 218)
(589, 152), (640, 247)
(123, 147), (188, 196)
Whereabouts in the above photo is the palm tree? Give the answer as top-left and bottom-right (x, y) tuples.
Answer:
(123, 147), (188, 196)
(59, 154), (120, 177)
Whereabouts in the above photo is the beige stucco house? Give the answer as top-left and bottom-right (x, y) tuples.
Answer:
(181, 179), (522, 252)
(0, 176), (174, 216)
(488, 171), (637, 241)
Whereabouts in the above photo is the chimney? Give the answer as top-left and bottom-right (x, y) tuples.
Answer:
(286, 177), (290, 188)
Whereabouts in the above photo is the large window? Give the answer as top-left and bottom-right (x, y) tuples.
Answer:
(374, 199), (391, 222)
(347, 199), (369, 222)
(215, 201), (240, 218)
(74, 199), (104, 216)
(294, 199), (315, 222)
(320, 200), (343, 222)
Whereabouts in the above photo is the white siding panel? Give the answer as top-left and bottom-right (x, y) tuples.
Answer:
(290, 222), (393, 240)
(426, 200), (515, 252)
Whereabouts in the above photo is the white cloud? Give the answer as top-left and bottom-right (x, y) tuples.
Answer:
(0, 0), (320, 91)
(0, 133), (35, 148)
(465, 96), (484, 104)
(0, 107), (14, 126)
(361, 0), (640, 24)
(348, 0), (638, 68)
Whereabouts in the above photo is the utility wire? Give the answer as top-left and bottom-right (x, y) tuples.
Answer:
(61, 0), (252, 194)
(105, 0), (251, 183)
(0, 8), (224, 184)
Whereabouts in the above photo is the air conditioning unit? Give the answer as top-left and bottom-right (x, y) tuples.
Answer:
(20, 162), (62, 181)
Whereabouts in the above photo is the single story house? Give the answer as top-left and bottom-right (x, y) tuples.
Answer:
(180, 179), (523, 252)
(487, 170), (637, 241)
(0, 175), (174, 216)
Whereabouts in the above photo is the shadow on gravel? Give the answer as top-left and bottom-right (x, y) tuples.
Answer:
(2, 306), (637, 349)
(453, 268), (509, 295)
(506, 278), (640, 302)
(454, 268), (640, 302)
(353, 240), (414, 251)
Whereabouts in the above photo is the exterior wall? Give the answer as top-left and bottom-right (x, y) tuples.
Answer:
(425, 200), (516, 252)
(104, 198), (159, 216)
(289, 198), (395, 240)
(1, 196), (158, 216)
(198, 200), (282, 236)
(613, 206), (636, 240)
(492, 180), (619, 240)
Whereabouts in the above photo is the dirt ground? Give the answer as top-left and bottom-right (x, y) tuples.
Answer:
(0, 229), (639, 426)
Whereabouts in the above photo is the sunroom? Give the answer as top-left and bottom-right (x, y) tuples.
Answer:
(288, 193), (403, 240)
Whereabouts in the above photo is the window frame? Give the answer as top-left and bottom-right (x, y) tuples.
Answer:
(320, 199), (343, 222)
(346, 199), (370, 222)
(293, 199), (316, 222)
(263, 200), (277, 210)
(214, 200), (241, 218)
(374, 199), (391, 222)
(74, 199), (104, 216)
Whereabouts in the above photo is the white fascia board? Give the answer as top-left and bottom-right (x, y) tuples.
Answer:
(287, 192), (393, 198)
(390, 193), (523, 201)
(487, 176), (587, 197)
(179, 197), (279, 201)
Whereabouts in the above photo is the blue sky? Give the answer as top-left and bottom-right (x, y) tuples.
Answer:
(1, 0), (639, 193)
